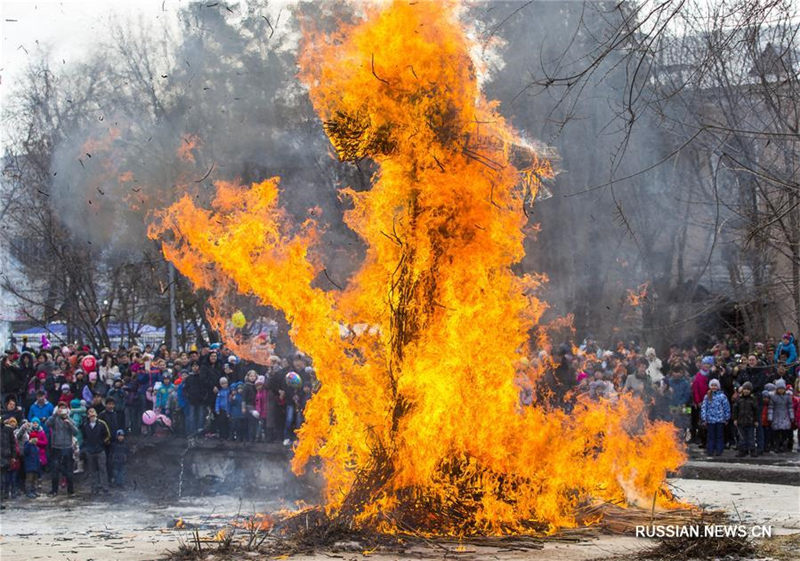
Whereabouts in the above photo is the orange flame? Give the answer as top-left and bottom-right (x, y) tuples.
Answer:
(627, 282), (650, 307)
(149, 1), (685, 535)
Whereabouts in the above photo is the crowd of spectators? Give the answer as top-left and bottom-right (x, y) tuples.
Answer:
(0, 330), (797, 504)
(0, 338), (315, 502)
(546, 332), (798, 458)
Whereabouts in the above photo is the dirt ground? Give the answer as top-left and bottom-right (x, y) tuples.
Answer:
(0, 478), (798, 561)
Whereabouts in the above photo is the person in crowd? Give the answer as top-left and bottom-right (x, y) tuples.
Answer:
(58, 383), (74, 406)
(27, 391), (54, 424)
(28, 417), (48, 470)
(700, 378), (730, 457)
(732, 382), (759, 457)
(623, 357), (652, 399)
(242, 370), (258, 441)
(768, 379), (795, 453)
(254, 375), (269, 442)
(0, 417), (18, 502)
(46, 402), (78, 496)
(2, 396), (24, 425)
(109, 430), (128, 487)
(773, 333), (797, 368)
(182, 363), (206, 437)
(644, 347), (663, 384)
(154, 370), (175, 416)
(666, 364), (691, 437)
(81, 407), (111, 494)
(691, 356), (713, 445)
(229, 382), (246, 441)
(98, 354), (119, 384)
(100, 397), (124, 482)
(214, 377), (231, 439)
(23, 433), (41, 498)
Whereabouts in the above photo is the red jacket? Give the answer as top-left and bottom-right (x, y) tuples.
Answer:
(691, 372), (710, 405)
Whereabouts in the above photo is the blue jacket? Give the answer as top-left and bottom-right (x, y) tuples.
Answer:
(700, 391), (730, 424)
(215, 387), (231, 414)
(28, 401), (54, 423)
(774, 335), (797, 365)
(23, 440), (41, 473)
(230, 392), (244, 419)
(667, 377), (691, 407)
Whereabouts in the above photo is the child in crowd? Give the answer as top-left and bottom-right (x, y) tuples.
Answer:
(109, 430), (128, 487)
(732, 382), (759, 457)
(758, 390), (772, 454)
(28, 417), (48, 470)
(768, 379), (795, 452)
(214, 377), (231, 439)
(23, 434), (40, 498)
(254, 375), (269, 442)
(700, 378), (730, 457)
(229, 382), (246, 441)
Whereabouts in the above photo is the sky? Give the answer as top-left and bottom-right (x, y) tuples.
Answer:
(0, 0), (182, 108)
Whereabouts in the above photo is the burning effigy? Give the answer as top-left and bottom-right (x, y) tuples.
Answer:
(148, 0), (686, 538)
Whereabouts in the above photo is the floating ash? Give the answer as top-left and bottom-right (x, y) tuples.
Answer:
(149, 0), (686, 537)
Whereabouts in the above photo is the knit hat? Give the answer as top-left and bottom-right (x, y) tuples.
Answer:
(740, 381), (753, 392)
(762, 390), (771, 397)
(116, 429), (125, 437)
(61, 383), (70, 391)
(709, 378), (720, 389)
(219, 377), (228, 385)
(70, 399), (81, 408)
(701, 356), (715, 365)
(256, 375), (266, 385)
(765, 383), (776, 392)
(775, 379), (787, 389)
(31, 417), (40, 425)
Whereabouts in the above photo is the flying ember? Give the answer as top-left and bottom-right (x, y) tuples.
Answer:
(148, 0), (685, 536)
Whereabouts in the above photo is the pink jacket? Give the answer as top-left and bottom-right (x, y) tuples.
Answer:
(692, 372), (710, 405)
(30, 428), (48, 466)
(255, 388), (268, 419)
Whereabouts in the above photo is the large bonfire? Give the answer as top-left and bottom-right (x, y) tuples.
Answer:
(149, 0), (685, 536)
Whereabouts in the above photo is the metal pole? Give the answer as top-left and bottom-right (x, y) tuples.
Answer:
(169, 262), (178, 351)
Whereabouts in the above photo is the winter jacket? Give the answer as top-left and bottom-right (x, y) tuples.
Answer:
(109, 440), (129, 467)
(737, 366), (767, 394)
(667, 377), (691, 407)
(107, 388), (127, 411)
(46, 414), (79, 449)
(691, 372), (710, 405)
(230, 392), (245, 419)
(768, 392), (795, 430)
(23, 440), (41, 474)
(182, 373), (205, 406)
(773, 336), (798, 366)
(255, 388), (268, 419)
(732, 394), (759, 426)
(27, 400), (55, 423)
(700, 391), (730, 424)
(215, 387), (231, 415)
(155, 383), (174, 411)
(0, 424), (15, 469)
(29, 427), (48, 466)
(81, 419), (111, 454)
(100, 409), (124, 437)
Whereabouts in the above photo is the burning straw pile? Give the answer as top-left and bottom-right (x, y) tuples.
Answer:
(152, 0), (691, 541)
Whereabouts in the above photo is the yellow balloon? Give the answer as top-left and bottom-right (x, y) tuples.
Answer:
(231, 310), (246, 328)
